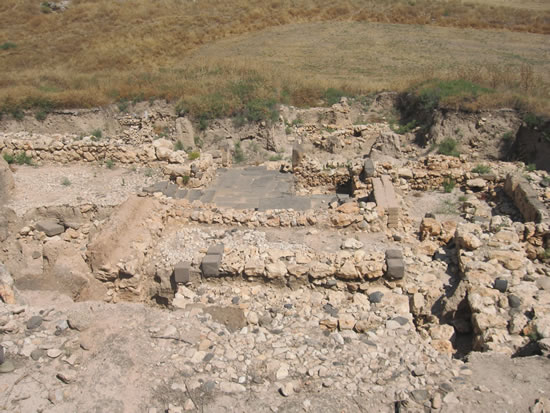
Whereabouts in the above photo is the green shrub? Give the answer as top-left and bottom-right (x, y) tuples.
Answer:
(501, 131), (514, 141)
(442, 178), (456, 193)
(175, 99), (187, 117)
(40, 2), (52, 13)
(188, 151), (200, 160)
(322, 88), (352, 106)
(233, 142), (245, 164)
(3, 153), (14, 164)
(61, 177), (71, 186)
(117, 100), (129, 113)
(526, 163), (537, 172)
(391, 119), (417, 135)
(0, 42), (17, 50)
(472, 164), (491, 174)
(181, 175), (190, 185)
(437, 138), (460, 157)
(105, 159), (115, 169)
(174, 140), (184, 151)
(269, 154), (283, 161)
(35, 110), (48, 121)
(144, 168), (154, 177)
(523, 112), (543, 129)
(91, 129), (102, 141)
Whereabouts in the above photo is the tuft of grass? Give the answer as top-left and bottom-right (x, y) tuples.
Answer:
(391, 119), (417, 135)
(442, 178), (456, 193)
(144, 168), (154, 177)
(105, 159), (115, 169)
(174, 140), (184, 151)
(233, 142), (246, 164)
(525, 163), (537, 172)
(181, 175), (190, 185)
(61, 177), (71, 186)
(0, 42), (17, 50)
(188, 151), (200, 160)
(438, 138), (460, 157)
(472, 164), (491, 174)
(268, 154), (283, 161)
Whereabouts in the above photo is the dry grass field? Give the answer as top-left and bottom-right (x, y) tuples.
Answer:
(0, 0), (549, 118)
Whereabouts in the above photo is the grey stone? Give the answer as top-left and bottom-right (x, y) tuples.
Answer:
(292, 144), (305, 168)
(207, 244), (224, 256)
(31, 349), (45, 361)
(26, 315), (43, 330)
(369, 291), (384, 304)
(494, 278), (508, 293)
(258, 196), (312, 212)
(0, 346), (4, 364)
(201, 254), (222, 277)
(393, 316), (408, 326)
(162, 183), (179, 198)
(35, 220), (64, 237)
(386, 258), (405, 280)
(508, 295), (521, 308)
(386, 249), (403, 259)
(174, 261), (191, 284)
(411, 389), (430, 403)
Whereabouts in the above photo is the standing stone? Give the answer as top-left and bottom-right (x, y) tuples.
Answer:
(292, 144), (305, 169)
(385, 249), (405, 280)
(0, 156), (15, 205)
(363, 158), (375, 178)
(175, 118), (195, 151)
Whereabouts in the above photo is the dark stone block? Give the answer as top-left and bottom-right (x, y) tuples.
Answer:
(385, 249), (403, 259)
(174, 261), (191, 284)
(201, 254), (222, 277)
(386, 258), (405, 280)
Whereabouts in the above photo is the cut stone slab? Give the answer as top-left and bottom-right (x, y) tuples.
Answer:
(143, 181), (170, 194)
(174, 261), (191, 284)
(258, 196), (312, 211)
(35, 220), (64, 237)
(363, 158), (375, 178)
(201, 254), (222, 277)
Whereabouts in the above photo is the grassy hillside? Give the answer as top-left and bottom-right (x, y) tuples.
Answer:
(0, 0), (549, 119)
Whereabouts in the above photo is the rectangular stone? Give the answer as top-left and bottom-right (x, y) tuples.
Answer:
(201, 254), (222, 277)
(174, 261), (191, 284)
(207, 244), (225, 256)
(386, 258), (405, 279)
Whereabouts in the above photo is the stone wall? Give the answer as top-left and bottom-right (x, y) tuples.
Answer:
(504, 174), (549, 223)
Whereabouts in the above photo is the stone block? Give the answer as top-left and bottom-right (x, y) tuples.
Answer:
(386, 258), (405, 280)
(35, 220), (64, 237)
(386, 249), (403, 259)
(207, 244), (225, 256)
(174, 261), (191, 284)
(201, 254), (222, 277)
(142, 181), (170, 194)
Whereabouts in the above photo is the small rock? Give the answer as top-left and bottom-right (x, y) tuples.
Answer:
(26, 316), (43, 330)
(220, 381), (246, 393)
(57, 370), (76, 384)
(276, 365), (289, 380)
(508, 295), (521, 308)
(47, 349), (63, 359)
(494, 278), (508, 293)
(279, 382), (294, 397)
(368, 291), (384, 304)
(31, 349), (45, 361)
(432, 393), (442, 409)
(183, 399), (196, 411)
(341, 238), (364, 250)
(412, 365), (425, 377)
